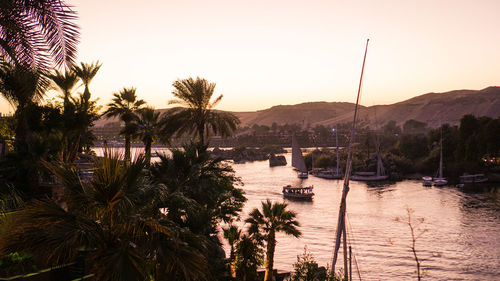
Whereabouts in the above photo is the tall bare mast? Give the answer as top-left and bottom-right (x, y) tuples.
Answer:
(336, 126), (340, 174)
(439, 127), (443, 178)
(331, 39), (369, 278)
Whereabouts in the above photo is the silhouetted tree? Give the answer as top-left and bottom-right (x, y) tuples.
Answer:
(246, 200), (301, 281)
(103, 87), (145, 163)
(167, 77), (240, 145)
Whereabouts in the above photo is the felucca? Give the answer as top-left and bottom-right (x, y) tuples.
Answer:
(331, 39), (369, 280)
(433, 128), (447, 186)
(316, 127), (343, 179)
(291, 134), (308, 179)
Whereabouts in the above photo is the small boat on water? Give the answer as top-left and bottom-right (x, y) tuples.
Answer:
(433, 129), (447, 186)
(422, 176), (433, 187)
(291, 134), (308, 179)
(314, 127), (343, 180)
(457, 173), (488, 188)
(316, 169), (343, 179)
(282, 185), (314, 200)
(351, 147), (388, 181)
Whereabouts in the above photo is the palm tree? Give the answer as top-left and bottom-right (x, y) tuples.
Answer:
(72, 61), (101, 108)
(234, 234), (264, 281)
(47, 68), (79, 111)
(150, 143), (246, 280)
(0, 153), (209, 280)
(134, 107), (162, 165)
(56, 61), (101, 161)
(223, 224), (241, 277)
(103, 87), (145, 163)
(47, 68), (80, 161)
(0, 63), (47, 149)
(0, 0), (79, 69)
(167, 77), (240, 145)
(246, 199), (301, 281)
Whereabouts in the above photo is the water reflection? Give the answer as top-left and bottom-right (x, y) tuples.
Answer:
(232, 154), (500, 280)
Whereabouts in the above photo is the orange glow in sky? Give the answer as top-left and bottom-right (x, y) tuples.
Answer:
(1, 0), (499, 114)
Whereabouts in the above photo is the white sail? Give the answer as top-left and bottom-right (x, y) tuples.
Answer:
(376, 145), (385, 177)
(291, 134), (307, 173)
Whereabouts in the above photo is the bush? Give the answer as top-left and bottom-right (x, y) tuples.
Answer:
(291, 247), (341, 281)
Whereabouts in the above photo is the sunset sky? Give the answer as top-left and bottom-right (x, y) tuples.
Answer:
(1, 0), (499, 114)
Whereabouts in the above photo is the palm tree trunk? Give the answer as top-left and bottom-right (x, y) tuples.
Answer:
(125, 134), (131, 163)
(144, 139), (151, 166)
(83, 85), (90, 109)
(264, 232), (276, 281)
(229, 246), (236, 278)
(14, 108), (28, 151)
(198, 124), (205, 145)
(63, 91), (70, 112)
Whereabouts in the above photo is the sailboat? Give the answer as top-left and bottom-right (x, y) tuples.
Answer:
(291, 134), (308, 179)
(433, 128), (447, 186)
(331, 39), (370, 280)
(316, 127), (343, 179)
(350, 140), (388, 181)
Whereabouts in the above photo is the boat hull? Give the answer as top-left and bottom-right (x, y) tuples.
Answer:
(457, 174), (488, 189)
(351, 175), (388, 181)
(298, 172), (309, 179)
(283, 193), (314, 200)
(316, 172), (343, 179)
(433, 178), (448, 186)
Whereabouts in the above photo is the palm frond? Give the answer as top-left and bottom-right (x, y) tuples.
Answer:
(0, 0), (80, 68)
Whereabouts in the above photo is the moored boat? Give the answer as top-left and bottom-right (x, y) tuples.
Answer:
(457, 173), (488, 188)
(316, 169), (343, 179)
(314, 127), (343, 180)
(350, 149), (388, 182)
(433, 129), (447, 186)
(433, 177), (447, 186)
(422, 176), (433, 186)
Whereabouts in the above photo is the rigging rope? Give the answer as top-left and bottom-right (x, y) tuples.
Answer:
(346, 212), (363, 281)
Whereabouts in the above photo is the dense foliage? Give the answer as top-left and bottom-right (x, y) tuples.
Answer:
(0, 154), (209, 280)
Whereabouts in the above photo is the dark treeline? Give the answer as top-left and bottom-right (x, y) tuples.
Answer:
(300, 116), (500, 181)
(385, 115), (500, 180)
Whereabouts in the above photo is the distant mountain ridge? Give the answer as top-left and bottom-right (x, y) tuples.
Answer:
(94, 86), (500, 129)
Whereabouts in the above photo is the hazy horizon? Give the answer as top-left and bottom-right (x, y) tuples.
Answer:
(1, 0), (499, 114)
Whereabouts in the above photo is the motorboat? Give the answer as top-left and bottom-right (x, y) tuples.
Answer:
(282, 185), (314, 200)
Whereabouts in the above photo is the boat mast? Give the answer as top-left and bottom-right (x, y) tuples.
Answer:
(336, 126), (340, 174)
(331, 39), (369, 277)
(374, 108), (384, 177)
(439, 127), (443, 178)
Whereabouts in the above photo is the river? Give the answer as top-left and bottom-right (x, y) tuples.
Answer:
(233, 153), (500, 280)
(95, 147), (500, 280)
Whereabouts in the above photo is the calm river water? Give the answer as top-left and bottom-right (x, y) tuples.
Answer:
(96, 148), (500, 280)
(232, 154), (500, 281)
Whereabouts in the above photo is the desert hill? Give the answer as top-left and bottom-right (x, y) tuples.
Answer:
(315, 86), (500, 128)
(94, 86), (500, 129)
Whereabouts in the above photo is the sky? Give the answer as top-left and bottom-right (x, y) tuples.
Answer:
(1, 0), (500, 114)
